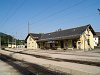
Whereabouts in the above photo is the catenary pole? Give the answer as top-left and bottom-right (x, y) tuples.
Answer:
(28, 21), (30, 34)
(0, 37), (1, 49)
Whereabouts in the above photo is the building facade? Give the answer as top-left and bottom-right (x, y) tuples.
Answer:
(25, 25), (95, 50)
(25, 33), (41, 49)
(94, 32), (100, 47)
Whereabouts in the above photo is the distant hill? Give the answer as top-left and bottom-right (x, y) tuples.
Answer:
(0, 32), (13, 47)
(0, 32), (7, 36)
(0, 32), (13, 38)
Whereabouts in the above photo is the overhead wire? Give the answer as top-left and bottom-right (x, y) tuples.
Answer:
(0, 1), (17, 24)
(30, 0), (85, 25)
(18, 0), (100, 38)
(18, 0), (63, 35)
(28, 0), (99, 27)
(28, 0), (63, 22)
(17, 0), (83, 34)
(60, 1), (98, 23)
(1, 0), (26, 27)
(30, 0), (98, 28)
(29, 0), (99, 33)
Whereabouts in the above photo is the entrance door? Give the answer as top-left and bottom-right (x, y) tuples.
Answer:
(78, 42), (81, 49)
(72, 40), (77, 48)
(60, 41), (64, 48)
(50, 43), (52, 48)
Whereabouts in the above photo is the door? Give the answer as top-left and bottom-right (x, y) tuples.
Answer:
(78, 42), (81, 49)
(60, 41), (64, 48)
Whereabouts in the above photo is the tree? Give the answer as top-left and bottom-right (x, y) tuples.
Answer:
(0, 32), (13, 47)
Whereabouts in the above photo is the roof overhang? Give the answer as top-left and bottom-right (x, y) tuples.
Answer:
(25, 33), (39, 42)
(88, 24), (96, 35)
(37, 34), (80, 42)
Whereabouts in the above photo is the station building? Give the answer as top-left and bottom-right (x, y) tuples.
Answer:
(25, 24), (95, 50)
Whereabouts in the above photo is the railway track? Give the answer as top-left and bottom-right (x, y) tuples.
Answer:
(0, 54), (70, 75)
(3, 49), (100, 67)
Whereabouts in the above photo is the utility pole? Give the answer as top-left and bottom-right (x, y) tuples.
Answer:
(28, 21), (30, 34)
(15, 32), (17, 46)
(0, 37), (1, 49)
(12, 34), (14, 48)
(12, 34), (16, 48)
(15, 38), (16, 48)
(13, 34), (16, 48)
(8, 38), (9, 45)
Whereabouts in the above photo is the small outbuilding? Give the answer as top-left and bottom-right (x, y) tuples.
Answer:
(25, 33), (41, 49)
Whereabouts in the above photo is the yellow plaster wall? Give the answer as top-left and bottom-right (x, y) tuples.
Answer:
(27, 36), (38, 49)
(79, 28), (94, 50)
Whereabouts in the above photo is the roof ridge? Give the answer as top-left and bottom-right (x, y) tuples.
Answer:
(44, 24), (90, 34)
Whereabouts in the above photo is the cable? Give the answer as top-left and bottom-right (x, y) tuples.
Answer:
(29, 0), (98, 32)
(1, 0), (26, 27)
(30, 0), (85, 25)
(16, 0), (86, 36)
(5, 2), (98, 39)
(0, 1), (16, 24)
(29, 0), (63, 21)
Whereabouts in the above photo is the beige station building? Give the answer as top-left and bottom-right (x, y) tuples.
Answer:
(25, 24), (96, 51)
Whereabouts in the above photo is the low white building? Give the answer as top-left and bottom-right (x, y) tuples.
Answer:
(8, 44), (16, 48)
(16, 45), (25, 48)
(94, 32), (100, 47)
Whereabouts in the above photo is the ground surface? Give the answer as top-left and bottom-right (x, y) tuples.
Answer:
(0, 48), (100, 75)
(0, 60), (22, 75)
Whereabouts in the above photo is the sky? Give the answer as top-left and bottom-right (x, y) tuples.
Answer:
(0, 0), (100, 39)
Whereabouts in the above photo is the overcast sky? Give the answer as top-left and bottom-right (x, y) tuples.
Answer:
(0, 0), (100, 39)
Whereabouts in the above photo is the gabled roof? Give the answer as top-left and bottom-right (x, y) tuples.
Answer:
(25, 24), (95, 42)
(25, 33), (41, 42)
(29, 33), (41, 39)
(38, 24), (95, 41)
